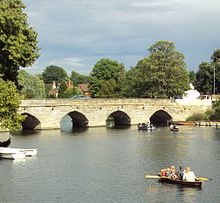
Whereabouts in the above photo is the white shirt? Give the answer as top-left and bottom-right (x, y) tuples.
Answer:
(183, 171), (197, 181)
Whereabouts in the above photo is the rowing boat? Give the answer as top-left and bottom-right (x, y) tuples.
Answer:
(158, 177), (202, 188)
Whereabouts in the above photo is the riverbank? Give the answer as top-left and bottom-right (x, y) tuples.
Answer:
(176, 121), (220, 127)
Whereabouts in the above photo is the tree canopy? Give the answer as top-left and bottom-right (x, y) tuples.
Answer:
(42, 65), (68, 84)
(0, 0), (39, 88)
(18, 70), (46, 98)
(89, 58), (126, 97)
(125, 41), (189, 98)
(70, 71), (89, 86)
(0, 78), (24, 131)
(194, 62), (213, 94)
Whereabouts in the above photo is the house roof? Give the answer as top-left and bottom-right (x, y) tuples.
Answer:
(78, 84), (89, 92)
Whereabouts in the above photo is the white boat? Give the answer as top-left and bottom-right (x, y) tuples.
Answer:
(0, 151), (26, 160)
(17, 148), (38, 157)
(0, 147), (37, 160)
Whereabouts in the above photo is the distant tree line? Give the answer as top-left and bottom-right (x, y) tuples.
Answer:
(17, 41), (220, 100)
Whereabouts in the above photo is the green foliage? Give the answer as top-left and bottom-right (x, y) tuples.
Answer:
(0, 0), (39, 88)
(189, 71), (196, 86)
(98, 79), (118, 98)
(89, 58), (126, 97)
(58, 81), (82, 98)
(209, 100), (220, 120)
(0, 78), (24, 131)
(194, 62), (213, 94)
(18, 70), (46, 98)
(186, 113), (209, 121)
(58, 81), (67, 98)
(42, 65), (68, 84)
(70, 71), (89, 86)
(125, 41), (189, 98)
(186, 100), (220, 121)
(211, 49), (220, 63)
(211, 49), (220, 94)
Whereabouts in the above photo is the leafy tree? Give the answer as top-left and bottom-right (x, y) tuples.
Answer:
(42, 65), (68, 84)
(194, 62), (213, 94)
(18, 70), (46, 98)
(58, 81), (68, 98)
(70, 71), (89, 86)
(58, 81), (82, 98)
(211, 49), (220, 94)
(0, 78), (24, 131)
(122, 66), (143, 97)
(189, 71), (196, 86)
(0, 0), (39, 88)
(89, 58), (126, 97)
(125, 41), (189, 98)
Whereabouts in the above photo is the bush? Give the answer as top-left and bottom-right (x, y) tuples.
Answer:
(186, 113), (207, 121)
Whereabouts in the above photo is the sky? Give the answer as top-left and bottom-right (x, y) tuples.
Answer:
(23, 0), (220, 75)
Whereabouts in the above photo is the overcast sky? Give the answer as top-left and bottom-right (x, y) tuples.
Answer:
(23, 0), (220, 75)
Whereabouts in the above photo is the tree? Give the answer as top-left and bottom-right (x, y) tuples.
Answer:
(189, 71), (196, 86)
(70, 71), (89, 86)
(0, 78), (24, 131)
(42, 65), (68, 84)
(195, 62), (213, 94)
(89, 58), (126, 97)
(125, 41), (189, 98)
(0, 0), (39, 88)
(18, 70), (46, 98)
(211, 49), (220, 94)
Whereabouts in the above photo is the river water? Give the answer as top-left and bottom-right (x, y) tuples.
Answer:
(1, 125), (220, 203)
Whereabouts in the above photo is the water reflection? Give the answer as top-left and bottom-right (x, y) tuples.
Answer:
(1, 126), (220, 202)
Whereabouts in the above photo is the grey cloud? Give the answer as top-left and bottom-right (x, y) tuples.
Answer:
(23, 0), (220, 74)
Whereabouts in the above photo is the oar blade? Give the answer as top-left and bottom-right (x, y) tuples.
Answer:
(198, 177), (210, 181)
(144, 175), (160, 179)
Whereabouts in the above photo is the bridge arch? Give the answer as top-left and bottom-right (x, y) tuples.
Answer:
(106, 110), (131, 128)
(21, 113), (41, 130)
(60, 111), (89, 130)
(150, 110), (172, 126)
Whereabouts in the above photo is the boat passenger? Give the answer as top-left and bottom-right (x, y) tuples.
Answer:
(170, 124), (174, 130)
(176, 166), (184, 180)
(183, 167), (198, 182)
(164, 165), (177, 178)
(169, 165), (177, 179)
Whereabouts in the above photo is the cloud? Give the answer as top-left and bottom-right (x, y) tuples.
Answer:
(23, 0), (220, 74)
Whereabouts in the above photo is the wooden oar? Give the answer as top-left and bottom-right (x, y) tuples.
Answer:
(198, 177), (212, 181)
(144, 175), (160, 179)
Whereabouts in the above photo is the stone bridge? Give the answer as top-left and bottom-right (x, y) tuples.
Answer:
(18, 99), (212, 130)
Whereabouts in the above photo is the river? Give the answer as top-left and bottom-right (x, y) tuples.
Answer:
(0, 125), (220, 203)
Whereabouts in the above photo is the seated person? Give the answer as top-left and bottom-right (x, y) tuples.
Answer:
(176, 166), (184, 180)
(169, 165), (177, 179)
(162, 165), (177, 179)
(182, 167), (198, 181)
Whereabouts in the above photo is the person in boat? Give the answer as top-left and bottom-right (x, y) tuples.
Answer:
(168, 165), (177, 179)
(176, 166), (184, 180)
(161, 165), (177, 179)
(182, 167), (198, 182)
(169, 124), (175, 130)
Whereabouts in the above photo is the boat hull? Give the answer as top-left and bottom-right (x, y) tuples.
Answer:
(170, 128), (179, 132)
(138, 126), (155, 131)
(0, 147), (37, 160)
(159, 177), (202, 188)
